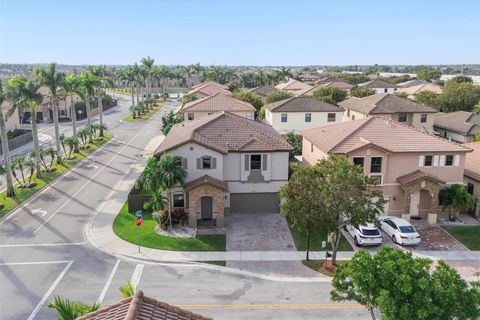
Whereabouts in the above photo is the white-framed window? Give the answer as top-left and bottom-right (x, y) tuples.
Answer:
(187, 112), (194, 120)
(370, 157), (382, 173)
(281, 113), (288, 122)
(327, 113), (336, 122)
(369, 174), (383, 185)
(250, 154), (262, 170)
(246, 112), (253, 120)
(384, 88), (388, 93)
(398, 112), (407, 122)
(305, 113), (311, 122)
(424, 155), (433, 167)
(202, 156), (212, 169)
(445, 155), (454, 166)
(172, 193), (185, 208)
(353, 157), (365, 169)
(420, 113), (428, 123)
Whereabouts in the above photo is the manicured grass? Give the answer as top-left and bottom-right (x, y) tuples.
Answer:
(113, 203), (226, 251)
(203, 261), (226, 267)
(122, 101), (164, 122)
(0, 134), (113, 219)
(288, 222), (353, 251)
(302, 260), (346, 277)
(441, 226), (480, 250)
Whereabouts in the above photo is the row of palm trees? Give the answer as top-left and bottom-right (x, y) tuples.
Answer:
(0, 63), (109, 197)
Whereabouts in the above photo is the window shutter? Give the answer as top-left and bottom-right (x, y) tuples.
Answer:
(454, 155), (460, 166)
(182, 158), (188, 169)
(212, 158), (217, 169)
(262, 154), (267, 170)
(419, 155), (424, 167)
(244, 154), (249, 171)
(433, 155), (439, 166)
(439, 155), (446, 166)
(197, 158), (201, 169)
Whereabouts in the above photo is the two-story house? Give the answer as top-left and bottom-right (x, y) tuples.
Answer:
(154, 111), (292, 228)
(275, 79), (312, 96)
(264, 96), (344, 133)
(186, 82), (230, 99)
(302, 117), (471, 221)
(359, 79), (397, 94)
(181, 93), (256, 121)
(248, 85), (277, 102)
(433, 111), (480, 143)
(339, 93), (438, 132)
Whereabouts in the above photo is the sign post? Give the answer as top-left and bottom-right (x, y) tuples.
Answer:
(135, 211), (143, 253)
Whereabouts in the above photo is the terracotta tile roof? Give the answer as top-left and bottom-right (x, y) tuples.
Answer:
(188, 84), (230, 97)
(181, 93), (256, 113)
(360, 79), (397, 89)
(397, 170), (445, 185)
(396, 83), (443, 95)
(155, 112), (292, 155)
(265, 96), (343, 113)
(77, 290), (211, 320)
(302, 117), (471, 154)
(192, 81), (227, 90)
(464, 142), (480, 180)
(275, 79), (311, 91)
(184, 175), (229, 191)
(338, 93), (438, 115)
(248, 85), (276, 97)
(434, 111), (480, 135)
(298, 81), (353, 96)
(316, 76), (344, 84)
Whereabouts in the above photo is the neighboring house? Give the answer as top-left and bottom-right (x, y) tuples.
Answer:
(248, 85), (277, 101)
(181, 93), (256, 121)
(433, 111), (480, 143)
(154, 111), (292, 228)
(396, 79), (426, 88)
(464, 142), (480, 218)
(298, 81), (353, 96)
(187, 82), (230, 99)
(264, 96), (344, 133)
(302, 117), (471, 219)
(339, 93), (438, 132)
(359, 79), (397, 94)
(22, 86), (78, 123)
(275, 79), (312, 95)
(77, 290), (211, 320)
(298, 72), (322, 83)
(396, 83), (443, 100)
(0, 101), (21, 132)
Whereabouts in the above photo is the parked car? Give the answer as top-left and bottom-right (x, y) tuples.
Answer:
(345, 223), (382, 246)
(378, 217), (421, 245)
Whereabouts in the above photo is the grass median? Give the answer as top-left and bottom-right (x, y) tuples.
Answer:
(122, 101), (165, 122)
(288, 222), (353, 251)
(113, 202), (226, 251)
(0, 133), (113, 219)
(441, 226), (480, 250)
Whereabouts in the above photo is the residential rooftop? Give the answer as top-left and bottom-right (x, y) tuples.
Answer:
(181, 92), (256, 113)
(434, 111), (480, 135)
(265, 96), (343, 113)
(360, 78), (397, 89)
(464, 142), (480, 181)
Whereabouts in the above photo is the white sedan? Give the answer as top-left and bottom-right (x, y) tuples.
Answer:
(345, 223), (383, 246)
(379, 217), (421, 246)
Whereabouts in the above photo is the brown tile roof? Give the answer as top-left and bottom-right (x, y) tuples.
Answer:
(265, 96), (343, 113)
(338, 93), (438, 115)
(77, 290), (211, 320)
(396, 83), (443, 95)
(434, 111), (480, 135)
(302, 116), (471, 154)
(192, 81), (227, 90)
(155, 112), (292, 155)
(275, 79), (311, 91)
(298, 81), (353, 96)
(464, 142), (480, 180)
(188, 84), (230, 97)
(248, 85), (277, 97)
(397, 170), (445, 185)
(181, 93), (256, 113)
(316, 76), (344, 84)
(184, 175), (229, 191)
(360, 79), (397, 89)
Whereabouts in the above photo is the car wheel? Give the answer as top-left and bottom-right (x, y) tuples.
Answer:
(392, 235), (398, 244)
(354, 236), (360, 247)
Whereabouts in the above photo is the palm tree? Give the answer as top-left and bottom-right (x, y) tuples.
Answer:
(78, 71), (100, 142)
(48, 295), (100, 320)
(119, 281), (136, 298)
(35, 63), (65, 156)
(89, 66), (111, 137)
(121, 66), (137, 118)
(62, 73), (80, 138)
(7, 76), (43, 178)
(141, 56), (155, 98)
(0, 81), (15, 196)
(439, 184), (476, 221)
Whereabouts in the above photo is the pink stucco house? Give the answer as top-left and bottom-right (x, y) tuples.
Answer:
(302, 117), (472, 220)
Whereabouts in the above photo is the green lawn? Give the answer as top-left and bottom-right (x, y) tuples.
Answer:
(288, 222), (353, 251)
(122, 101), (164, 122)
(113, 203), (226, 251)
(441, 226), (480, 250)
(0, 134), (113, 219)
(302, 260), (346, 277)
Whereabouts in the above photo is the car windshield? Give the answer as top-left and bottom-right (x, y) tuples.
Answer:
(399, 226), (416, 233)
(361, 228), (380, 236)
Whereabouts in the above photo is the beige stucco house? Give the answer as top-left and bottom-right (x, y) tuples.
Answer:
(464, 142), (480, 218)
(302, 117), (471, 220)
(187, 82), (230, 99)
(248, 85), (277, 101)
(433, 111), (480, 143)
(181, 93), (256, 121)
(275, 79), (311, 95)
(0, 101), (21, 132)
(396, 82), (443, 100)
(339, 93), (438, 132)
(264, 96), (344, 133)
(154, 111), (292, 228)
(359, 79), (397, 94)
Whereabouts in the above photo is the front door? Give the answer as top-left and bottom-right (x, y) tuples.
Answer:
(201, 197), (213, 220)
(410, 190), (420, 216)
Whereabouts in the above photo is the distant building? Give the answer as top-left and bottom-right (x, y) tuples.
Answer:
(434, 111), (480, 143)
(396, 83), (443, 100)
(359, 79), (397, 94)
(248, 85), (277, 101)
(181, 93), (256, 121)
(275, 79), (312, 95)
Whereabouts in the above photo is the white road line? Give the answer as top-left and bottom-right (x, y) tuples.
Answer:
(0, 260), (71, 266)
(97, 259), (121, 304)
(0, 242), (86, 248)
(26, 261), (73, 320)
(32, 135), (138, 234)
(130, 264), (144, 289)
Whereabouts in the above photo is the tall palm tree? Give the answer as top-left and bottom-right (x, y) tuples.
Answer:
(62, 73), (80, 138)
(121, 67), (137, 118)
(78, 71), (100, 142)
(0, 81), (15, 196)
(439, 184), (476, 221)
(89, 66), (110, 137)
(6, 76), (43, 178)
(140, 56), (155, 98)
(35, 63), (65, 156)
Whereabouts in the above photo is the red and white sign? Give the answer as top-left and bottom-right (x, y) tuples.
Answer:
(135, 216), (143, 227)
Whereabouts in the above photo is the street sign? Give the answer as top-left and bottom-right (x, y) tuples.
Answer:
(136, 216), (143, 227)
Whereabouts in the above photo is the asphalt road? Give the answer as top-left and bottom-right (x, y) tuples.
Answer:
(0, 95), (370, 320)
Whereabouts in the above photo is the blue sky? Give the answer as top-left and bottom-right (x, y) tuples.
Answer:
(1, 0), (479, 65)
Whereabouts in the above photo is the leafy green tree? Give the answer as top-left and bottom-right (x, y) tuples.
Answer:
(48, 295), (100, 320)
(438, 81), (480, 112)
(229, 89), (262, 110)
(282, 132), (302, 161)
(417, 68), (442, 81)
(448, 75), (473, 84)
(439, 184), (476, 221)
(257, 106), (266, 120)
(350, 86), (376, 98)
(181, 94), (197, 107)
(280, 155), (384, 264)
(161, 111), (182, 135)
(335, 73), (370, 85)
(265, 90), (293, 104)
(312, 87), (347, 104)
(415, 90), (440, 108)
(395, 92), (409, 99)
